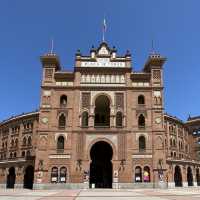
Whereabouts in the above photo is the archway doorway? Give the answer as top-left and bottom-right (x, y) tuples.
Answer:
(6, 167), (16, 188)
(196, 168), (200, 186)
(23, 165), (34, 189)
(174, 165), (182, 187)
(90, 141), (113, 188)
(187, 166), (193, 186)
(94, 95), (110, 127)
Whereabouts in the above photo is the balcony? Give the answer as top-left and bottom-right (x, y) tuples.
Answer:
(57, 149), (64, 154)
(94, 124), (110, 129)
(58, 126), (65, 130)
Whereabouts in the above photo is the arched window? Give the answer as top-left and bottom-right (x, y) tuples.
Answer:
(173, 139), (176, 147)
(11, 140), (14, 147)
(82, 111), (88, 127)
(138, 95), (145, 105)
(139, 136), (146, 152)
(26, 150), (31, 157)
(94, 95), (110, 127)
(57, 136), (64, 150)
(60, 167), (67, 183)
(174, 152), (176, 158)
(23, 137), (27, 146)
(15, 139), (18, 147)
(60, 95), (67, 107)
(51, 167), (58, 183)
(10, 152), (13, 158)
(138, 114), (145, 128)
(21, 151), (25, 157)
(143, 166), (150, 182)
(59, 114), (66, 129)
(116, 111), (123, 127)
(14, 152), (17, 158)
(135, 166), (142, 182)
(28, 136), (32, 146)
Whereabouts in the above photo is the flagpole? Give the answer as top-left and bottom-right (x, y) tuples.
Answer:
(50, 38), (54, 54)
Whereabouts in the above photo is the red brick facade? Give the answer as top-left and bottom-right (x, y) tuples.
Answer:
(0, 42), (199, 189)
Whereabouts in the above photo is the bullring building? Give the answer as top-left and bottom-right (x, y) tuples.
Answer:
(0, 42), (200, 189)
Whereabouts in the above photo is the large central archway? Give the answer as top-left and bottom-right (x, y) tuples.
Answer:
(89, 141), (113, 188)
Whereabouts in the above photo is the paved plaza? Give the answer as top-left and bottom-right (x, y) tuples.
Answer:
(0, 188), (200, 200)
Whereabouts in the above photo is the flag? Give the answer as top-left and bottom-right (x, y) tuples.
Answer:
(102, 18), (107, 42)
(103, 18), (107, 32)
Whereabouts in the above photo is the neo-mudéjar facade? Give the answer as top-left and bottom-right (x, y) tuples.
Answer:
(0, 42), (200, 189)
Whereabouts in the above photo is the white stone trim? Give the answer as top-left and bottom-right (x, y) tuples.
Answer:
(136, 132), (149, 140)
(55, 133), (68, 142)
(132, 154), (152, 158)
(49, 154), (71, 159)
(86, 134), (117, 147)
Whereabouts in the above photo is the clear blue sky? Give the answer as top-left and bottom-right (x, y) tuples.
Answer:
(0, 0), (199, 121)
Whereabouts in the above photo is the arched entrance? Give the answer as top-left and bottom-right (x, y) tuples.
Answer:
(6, 167), (16, 188)
(174, 165), (182, 187)
(94, 95), (110, 127)
(196, 168), (200, 186)
(187, 166), (193, 186)
(23, 165), (34, 189)
(90, 141), (113, 188)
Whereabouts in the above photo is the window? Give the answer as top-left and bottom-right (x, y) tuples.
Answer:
(60, 95), (67, 107)
(23, 137), (27, 146)
(59, 114), (66, 129)
(138, 114), (145, 128)
(174, 152), (176, 158)
(26, 150), (31, 157)
(135, 166), (142, 182)
(60, 167), (67, 183)
(11, 139), (14, 147)
(139, 136), (146, 152)
(14, 152), (17, 158)
(21, 151), (25, 157)
(28, 136), (32, 146)
(57, 136), (64, 150)
(51, 167), (58, 183)
(173, 139), (176, 147)
(82, 111), (89, 127)
(138, 95), (145, 105)
(15, 139), (18, 147)
(116, 112), (123, 127)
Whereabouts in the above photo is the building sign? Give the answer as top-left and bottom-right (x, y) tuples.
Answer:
(81, 58), (125, 68)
